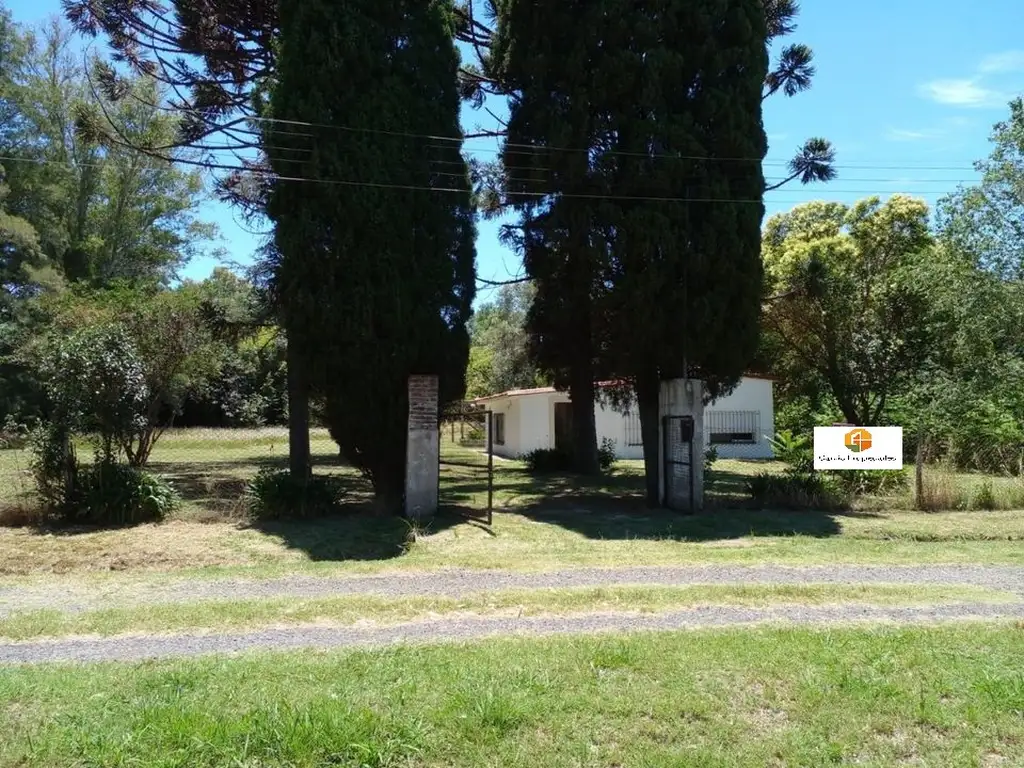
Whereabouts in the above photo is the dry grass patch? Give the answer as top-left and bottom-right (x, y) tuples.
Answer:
(0, 584), (1009, 641)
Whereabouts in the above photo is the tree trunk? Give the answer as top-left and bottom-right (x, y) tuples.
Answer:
(286, 342), (311, 480)
(373, 465), (406, 516)
(569, 361), (600, 475)
(636, 372), (662, 508)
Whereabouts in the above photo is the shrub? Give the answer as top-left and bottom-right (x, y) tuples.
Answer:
(28, 423), (79, 513)
(832, 468), (907, 497)
(973, 479), (996, 511)
(768, 430), (813, 472)
(598, 437), (617, 471)
(704, 446), (719, 493)
(747, 470), (848, 510)
(0, 415), (32, 450)
(73, 460), (179, 525)
(521, 448), (573, 474)
(246, 469), (346, 520)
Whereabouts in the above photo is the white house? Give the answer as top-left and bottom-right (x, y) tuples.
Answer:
(473, 376), (775, 460)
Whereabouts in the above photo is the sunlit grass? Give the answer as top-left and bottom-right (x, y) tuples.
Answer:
(2, 625), (1023, 767)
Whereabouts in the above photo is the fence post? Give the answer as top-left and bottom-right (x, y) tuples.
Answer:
(487, 411), (494, 526)
(914, 432), (925, 510)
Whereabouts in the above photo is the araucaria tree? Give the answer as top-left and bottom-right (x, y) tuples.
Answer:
(266, 0), (476, 509)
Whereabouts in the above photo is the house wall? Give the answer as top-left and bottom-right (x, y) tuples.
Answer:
(482, 377), (775, 462)
(484, 396), (517, 459)
(596, 401), (644, 460)
(519, 394), (555, 455)
(704, 378), (774, 459)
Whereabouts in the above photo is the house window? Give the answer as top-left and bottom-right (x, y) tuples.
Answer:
(707, 410), (759, 444)
(493, 413), (505, 445)
(624, 411), (643, 446)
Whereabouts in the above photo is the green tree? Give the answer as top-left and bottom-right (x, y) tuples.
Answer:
(486, 0), (833, 492)
(762, 195), (934, 426)
(0, 18), (218, 288)
(27, 284), (221, 465)
(937, 97), (1024, 281)
(467, 281), (544, 398)
(267, 0), (476, 509)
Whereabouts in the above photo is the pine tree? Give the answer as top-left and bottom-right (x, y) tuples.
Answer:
(266, 0), (476, 508)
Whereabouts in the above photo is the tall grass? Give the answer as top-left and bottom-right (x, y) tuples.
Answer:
(915, 461), (1024, 512)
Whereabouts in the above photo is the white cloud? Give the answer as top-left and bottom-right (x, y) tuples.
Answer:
(885, 128), (934, 141)
(918, 78), (1009, 108)
(978, 50), (1024, 73)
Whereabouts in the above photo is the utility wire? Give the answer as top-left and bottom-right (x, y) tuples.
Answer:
(0, 153), (977, 203)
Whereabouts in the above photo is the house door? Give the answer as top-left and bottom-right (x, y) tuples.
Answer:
(554, 402), (573, 452)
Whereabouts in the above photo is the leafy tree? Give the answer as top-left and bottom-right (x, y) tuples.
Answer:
(761, 195), (934, 426)
(0, 19), (218, 288)
(266, 0), (476, 508)
(467, 281), (545, 398)
(906, 102), (1024, 470)
(936, 97), (1024, 281)
(28, 284), (220, 465)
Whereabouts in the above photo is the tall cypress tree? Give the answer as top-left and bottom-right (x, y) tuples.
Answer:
(600, 1), (769, 506)
(491, 1), (617, 475)
(267, 0), (476, 508)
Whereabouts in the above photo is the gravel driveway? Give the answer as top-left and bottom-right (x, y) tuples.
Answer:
(2, 564), (1023, 616)
(1, 601), (1022, 665)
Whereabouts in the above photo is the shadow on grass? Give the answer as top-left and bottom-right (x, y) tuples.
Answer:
(148, 456), (466, 562)
(441, 463), (851, 542)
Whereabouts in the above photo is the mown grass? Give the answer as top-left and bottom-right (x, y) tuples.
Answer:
(2, 430), (1023, 582)
(1, 584), (1010, 641)
(2, 506), (1024, 583)
(2, 625), (1023, 767)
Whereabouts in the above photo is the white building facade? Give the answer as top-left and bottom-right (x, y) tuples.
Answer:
(475, 376), (775, 461)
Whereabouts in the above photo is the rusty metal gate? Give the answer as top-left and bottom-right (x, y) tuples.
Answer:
(438, 403), (494, 525)
(663, 414), (696, 512)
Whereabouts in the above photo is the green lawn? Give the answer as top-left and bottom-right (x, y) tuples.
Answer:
(2, 625), (1023, 767)
(2, 429), (1023, 582)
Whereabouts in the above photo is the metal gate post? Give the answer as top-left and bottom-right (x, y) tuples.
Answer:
(661, 415), (669, 508)
(487, 410), (494, 526)
(688, 435), (696, 512)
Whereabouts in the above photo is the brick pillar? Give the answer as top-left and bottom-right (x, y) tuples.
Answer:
(405, 375), (440, 519)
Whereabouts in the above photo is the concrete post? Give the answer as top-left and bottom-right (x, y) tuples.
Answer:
(658, 378), (705, 510)
(405, 375), (440, 519)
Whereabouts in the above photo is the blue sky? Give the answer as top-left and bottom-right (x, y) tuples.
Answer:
(6, 0), (1024, 304)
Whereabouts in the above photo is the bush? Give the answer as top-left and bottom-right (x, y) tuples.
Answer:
(598, 437), (617, 471)
(973, 479), (996, 511)
(0, 415), (32, 450)
(521, 448), (573, 474)
(768, 430), (813, 472)
(747, 470), (849, 510)
(704, 446), (719, 493)
(246, 469), (346, 520)
(832, 468), (907, 497)
(73, 461), (179, 525)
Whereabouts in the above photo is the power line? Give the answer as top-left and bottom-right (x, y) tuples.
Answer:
(247, 114), (988, 170)
(0, 152), (975, 204)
